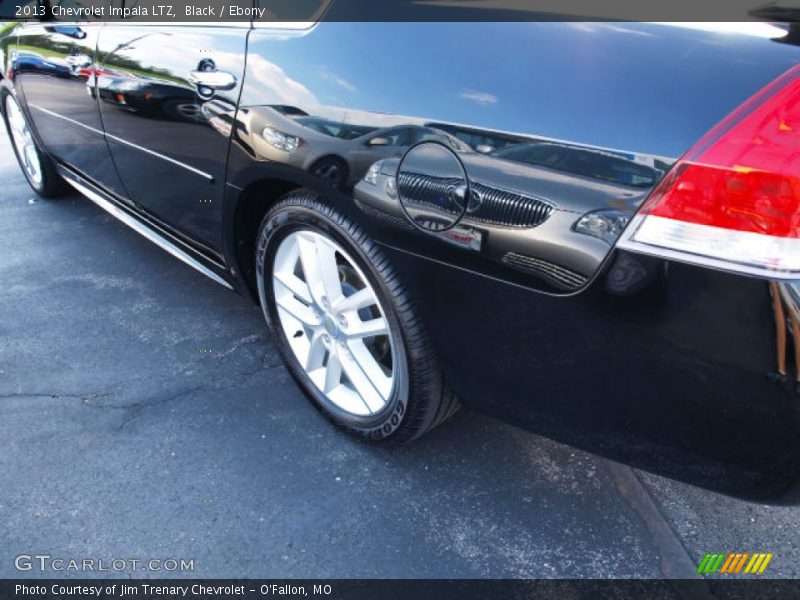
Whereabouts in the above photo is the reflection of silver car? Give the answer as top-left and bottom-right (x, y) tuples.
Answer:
(246, 108), (470, 189)
(489, 142), (662, 189)
(354, 147), (657, 291)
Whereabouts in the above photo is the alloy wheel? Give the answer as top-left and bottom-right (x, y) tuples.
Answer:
(5, 95), (43, 187)
(272, 229), (398, 417)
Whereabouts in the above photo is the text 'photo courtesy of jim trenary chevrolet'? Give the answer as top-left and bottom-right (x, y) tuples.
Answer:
(1, 1), (800, 598)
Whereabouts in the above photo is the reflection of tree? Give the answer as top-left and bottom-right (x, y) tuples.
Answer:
(0, 22), (17, 37)
(102, 35), (190, 86)
(0, 22), (13, 71)
(107, 59), (190, 87)
(15, 31), (188, 86)
(20, 33), (92, 56)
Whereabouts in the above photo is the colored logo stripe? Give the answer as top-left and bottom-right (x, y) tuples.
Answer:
(745, 553), (774, 574)
(720, 553), (749, 573)
(698, 553), (773, 575)
(697, 554), (725, 574)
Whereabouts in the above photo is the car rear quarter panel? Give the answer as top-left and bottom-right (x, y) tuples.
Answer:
(226, 22), (800, 499)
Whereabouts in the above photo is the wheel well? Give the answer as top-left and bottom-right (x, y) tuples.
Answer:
(234, 178), (301, 302)
(310, 154), (349, 178)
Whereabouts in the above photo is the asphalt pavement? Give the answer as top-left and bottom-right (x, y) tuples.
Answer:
(1, 134), (799, 580)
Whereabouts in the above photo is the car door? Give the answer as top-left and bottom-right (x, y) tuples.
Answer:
(12, 0), (128, 199)
(95, 19), (250, 258)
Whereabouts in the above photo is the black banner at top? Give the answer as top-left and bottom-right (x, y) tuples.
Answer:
(1, 0), (799, 23)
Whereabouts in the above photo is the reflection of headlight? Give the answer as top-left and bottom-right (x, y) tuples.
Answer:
(364, 160), (398, 198)
(364, 161), (382, 185)
(262, 126), (303, 152)
(385, 176), (397, 198)
(573, 209), (630, 244)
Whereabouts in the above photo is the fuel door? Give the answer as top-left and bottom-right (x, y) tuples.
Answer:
(397, 142), (469, 232)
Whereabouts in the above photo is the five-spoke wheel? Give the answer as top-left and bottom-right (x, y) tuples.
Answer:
(256, 190), (458, 442)
(272, 229), (396, 417)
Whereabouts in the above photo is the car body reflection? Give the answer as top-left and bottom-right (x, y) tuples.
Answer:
(237, 106), (472, 189)
(353, 136), (665, 292)
(489, 142), (664, 189)
(94, 72), (205, 123)
(7, 19), (800, 499)
(12, 49), (71, 79)
(268, 104), (309, 118)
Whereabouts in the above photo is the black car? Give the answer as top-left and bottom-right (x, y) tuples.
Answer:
(3, 14), (800, 499)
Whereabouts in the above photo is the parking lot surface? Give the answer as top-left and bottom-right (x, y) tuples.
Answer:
(1, 136), (799, 579)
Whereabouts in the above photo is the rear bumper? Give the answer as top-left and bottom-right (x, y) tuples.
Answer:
(382, 244), (800, 502)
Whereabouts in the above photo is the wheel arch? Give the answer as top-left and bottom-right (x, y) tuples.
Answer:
(230, 177), (303, 302)
(226, 150), (374, 303)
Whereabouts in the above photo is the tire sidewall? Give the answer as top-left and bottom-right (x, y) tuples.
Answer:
(256, 198), (411, 441)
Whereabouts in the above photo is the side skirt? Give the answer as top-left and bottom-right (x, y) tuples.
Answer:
(57, 164), (233, 290)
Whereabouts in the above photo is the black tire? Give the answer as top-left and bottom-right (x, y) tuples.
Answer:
(309, 156), (348, 190)
(2, 93), (68, 198)
(255, 189), (459, 443)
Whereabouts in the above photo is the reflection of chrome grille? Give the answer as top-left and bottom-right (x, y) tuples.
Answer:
(396, 173), (554, 228)
(469, 182), (553, 228)
(502, 252), (588, 290)
(397, 172), (464, 212)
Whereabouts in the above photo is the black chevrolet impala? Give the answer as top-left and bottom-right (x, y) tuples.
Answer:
(3, 8), (800, 500)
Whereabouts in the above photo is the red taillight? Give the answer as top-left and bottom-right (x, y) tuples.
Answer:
(618, 64), (800, 279)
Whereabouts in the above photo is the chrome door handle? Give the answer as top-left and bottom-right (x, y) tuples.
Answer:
(188, 70), (237, 91)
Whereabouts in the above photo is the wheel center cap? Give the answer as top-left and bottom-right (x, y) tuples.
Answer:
(324, 315), (338, 337)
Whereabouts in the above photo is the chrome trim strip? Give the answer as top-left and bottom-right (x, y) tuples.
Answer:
(64, 176), (233, 290)
(28, 104), (214, 181)
(103, 132), (214, 180)
(29, 103), (104, 136)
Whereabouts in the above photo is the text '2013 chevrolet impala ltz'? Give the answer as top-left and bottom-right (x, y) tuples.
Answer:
(3, 6), (800, 500)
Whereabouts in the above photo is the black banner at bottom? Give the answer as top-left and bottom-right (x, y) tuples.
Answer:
(2, 579), (800, 600)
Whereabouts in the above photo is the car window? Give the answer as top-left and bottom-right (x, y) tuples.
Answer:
(270, 105), (309, 117)
(417, 128), (473, 153)
(491, 143), (660, 188)
(296, 117), (377, 140)
(424, 123), (524, 152)
(374, 128), (413, 146)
